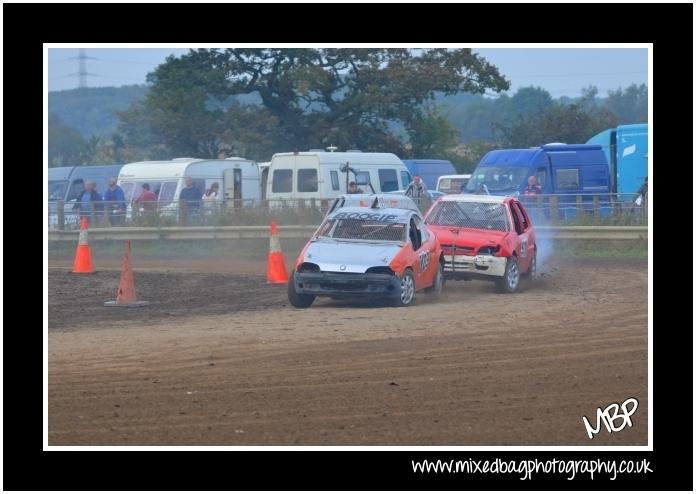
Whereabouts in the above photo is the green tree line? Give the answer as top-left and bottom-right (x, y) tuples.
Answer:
(48, 49), (648, 172)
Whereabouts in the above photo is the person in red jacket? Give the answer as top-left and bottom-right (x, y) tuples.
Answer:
(134, 183), (158, 212)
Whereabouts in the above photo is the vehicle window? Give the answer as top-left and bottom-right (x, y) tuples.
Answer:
(555, 168), (579, 190)
(298, 168), (318, 192)
(355, 171), (371, 186)
(510, 203), (523, 234)
(67, 179), (84, 201)
(158, 181), (177, 206)
(400, 171), (412, 189)
(272, 169), (293, 193)
(413, 215), (428, 243)
(378, 169), (399, 192)
(465, 167), (528, 193)
(425, 201), (509, 232)
(132, 182), (162, 203)
(535, 168), (547, 188)
(409, 218), (422, 250)
(48, 180), (68, 201)
(318, 216), (406, 242)
(120, 182), (135, 202)
(517, 202), (532, 229)
(512, 202), (529, 232)
(330, 170), (340, 191)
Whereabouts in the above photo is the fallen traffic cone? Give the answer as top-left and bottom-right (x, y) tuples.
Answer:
(72, 217), (94, 274)
(267, 219), (289, 284)
(104, 240), (149, 307)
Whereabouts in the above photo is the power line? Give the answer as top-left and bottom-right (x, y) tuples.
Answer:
(509, 70), (647, 79)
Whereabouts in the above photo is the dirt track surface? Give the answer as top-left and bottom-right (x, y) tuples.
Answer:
(48, 258), (648, 445)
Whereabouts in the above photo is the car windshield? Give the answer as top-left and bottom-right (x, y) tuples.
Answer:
(317, 217), (406, 242)
(465, 167), (527, 193)
(425, 201), (510, 232)
(48, 180), (68, 201)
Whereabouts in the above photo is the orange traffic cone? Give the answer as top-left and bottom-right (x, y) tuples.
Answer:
(72, 217), (94, 274)
(104, 241), (149, 307)
(267, 220), (289, 284)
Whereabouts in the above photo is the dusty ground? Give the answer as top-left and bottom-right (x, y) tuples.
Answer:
(48, 257), (648, 446)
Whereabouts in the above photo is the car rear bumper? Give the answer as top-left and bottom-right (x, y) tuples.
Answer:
(293, 271), (401, 297)
(443, 254), (507, 277)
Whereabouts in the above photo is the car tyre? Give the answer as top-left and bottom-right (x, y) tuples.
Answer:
(424, 262), (444, 298)
(495, 256), (521, 293)
(521, 249), (538, 281)
(393, 268), (416, 307)
(287, 270), (316, 308)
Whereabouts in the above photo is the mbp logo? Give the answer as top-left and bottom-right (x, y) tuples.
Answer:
(582, 398), (639, 439)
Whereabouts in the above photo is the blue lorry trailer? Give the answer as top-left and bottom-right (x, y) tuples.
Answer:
(587, 123), (648, 201)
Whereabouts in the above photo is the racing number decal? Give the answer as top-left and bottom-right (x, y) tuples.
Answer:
(520, 237), (528, 258)
(419, 250), (431, 272)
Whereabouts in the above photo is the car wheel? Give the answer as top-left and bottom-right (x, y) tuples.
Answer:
(393, 268), (416, 306)
(522, 250), (538, 281)
(287, 270), (316, 308)
(495, 256), (521, 293)
(424, 262), (444, 298)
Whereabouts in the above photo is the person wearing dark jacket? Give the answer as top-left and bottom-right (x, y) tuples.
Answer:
(179, 176), (202, 222)
(72, 180), (103, 225)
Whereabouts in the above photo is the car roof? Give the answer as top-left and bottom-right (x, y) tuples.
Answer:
(438, 194), (509, 204)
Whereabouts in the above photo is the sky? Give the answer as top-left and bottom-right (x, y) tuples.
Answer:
(48, 47), (648, 98)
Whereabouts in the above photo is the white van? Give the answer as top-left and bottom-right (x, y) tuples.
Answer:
(436, 174), (472, 194)
(117, 158), (260, 214)
(265, 151), (412, 204)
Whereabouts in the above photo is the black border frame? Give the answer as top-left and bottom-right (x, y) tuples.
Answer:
(5, 2), (692, 490)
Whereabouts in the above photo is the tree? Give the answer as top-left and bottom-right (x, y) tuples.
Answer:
(48, 114), (87, 166)
(508, 86), (553, 117)
(492, 103), (619, 148)
(119, 48), (510, 159)
(605, 84), (648, 123)
(406, 105), (459, 157)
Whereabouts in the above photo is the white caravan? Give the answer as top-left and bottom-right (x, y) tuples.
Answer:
(265, 151), (412, 204)
(117, 158), (260, 213)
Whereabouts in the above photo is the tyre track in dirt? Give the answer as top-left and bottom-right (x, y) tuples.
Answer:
(48, 258), (648, 445)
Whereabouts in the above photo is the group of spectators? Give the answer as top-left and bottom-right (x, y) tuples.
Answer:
(72, 176), (222, 226)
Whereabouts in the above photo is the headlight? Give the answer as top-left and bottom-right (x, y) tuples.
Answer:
(297, 262), (320, 273)
(477, 245), (499, 256)
(365, 266), (395, 275)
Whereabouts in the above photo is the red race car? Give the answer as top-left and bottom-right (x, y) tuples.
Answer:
(424, 194), (537, 293)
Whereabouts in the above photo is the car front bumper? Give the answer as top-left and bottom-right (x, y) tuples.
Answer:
(443, 254), (507, 277)
(293, 271), (401, 297)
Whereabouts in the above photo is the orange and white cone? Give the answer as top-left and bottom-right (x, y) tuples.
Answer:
(72, 217), (94, 274)
(267, 220), (289, 284)
(104, 241), (149, 307)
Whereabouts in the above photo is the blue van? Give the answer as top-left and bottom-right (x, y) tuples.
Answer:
(587, 123), (647, 200)
(463, 144), (611, 218)
(401, 159), (456, 190)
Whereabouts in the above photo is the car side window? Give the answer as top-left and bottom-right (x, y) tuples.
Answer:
(409, 217), (421, 251)
(513, 202), (529, 231)
(414, 215), (428, 243)
(510, 204), (523, 234)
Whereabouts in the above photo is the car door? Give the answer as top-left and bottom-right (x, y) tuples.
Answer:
(409, 214), (434, 289)
(510, 200), (532, 272)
